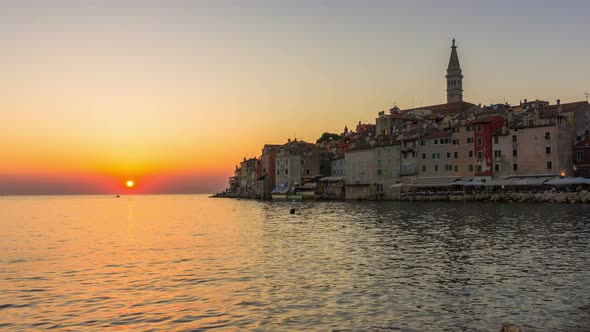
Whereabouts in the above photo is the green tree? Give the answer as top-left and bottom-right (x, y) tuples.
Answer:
(316, 132), (341, 143)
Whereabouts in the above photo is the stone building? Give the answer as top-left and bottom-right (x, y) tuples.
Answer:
(492, 110), (573, 178)
(274, 139), (321, 188)
(574, 138), (590, 177)
(372, 142), (401, 199)
(450, 121), (476, 179)
(344, 147), (374, 199)
(416, 131), (458, 184)
(473, 114), (505, 180)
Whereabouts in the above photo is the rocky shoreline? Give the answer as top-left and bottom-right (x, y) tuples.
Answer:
(398, 190), (590, 203)
(213, 190), (590, 204)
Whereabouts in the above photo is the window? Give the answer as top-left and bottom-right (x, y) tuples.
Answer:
(445, 165), (453, 171)
(467, 125), (473, 132)
(477, 137), (483, 146)
(277, 169), (280, 175)
(469, 165), (474, 172)
(476, 124), (483, 133)
(477, 165), (482, 172)
(446, 152), (451, 159)
(545, 132), (551, 140)
(454, 152), (458, 159)
(377, 169), (382, 175)
(422, 165), (426, 172)
(512, 135), (518, 142)
(494, 164), (500, 172)
(494, 136), (499, 144)
(477, 151), (483, 159)
(420, 140), (425, 146)
(454, 165), (459, 172)
(434, 165), (439, 172)
(494, 150), (501, 158)
(306, 169), (310, 175)
(422, 153), (426, 159)
(432, 153), (436, 159)
(545, 147), (551, 154)
(467, 137), (474, 143)
(547, 161), (553, 169)
(513, 149), (518, 157)
(468, 150), (473, 158)
(434, 139), (438, 145)
(452, 139), (459, 144)
(577, 151), (585, 161)
(528, 119), (534, 126)
(286, 169), (288, 174)
(378, 160), (382, 166)
(513, 164), (518, 171)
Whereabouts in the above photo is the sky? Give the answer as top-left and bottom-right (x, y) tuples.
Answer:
(1, 0), (589, 194)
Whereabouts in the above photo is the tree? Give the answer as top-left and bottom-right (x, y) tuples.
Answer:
(316, 132), (341, 144)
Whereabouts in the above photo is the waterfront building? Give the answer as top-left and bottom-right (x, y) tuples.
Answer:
(344, 146), (374, 199)
(492, 109), (573, 178)
(473, 114), (505, 180)
(450, 120), (476, 179)
(331, 157), (345, 177)
(372, 141), (401, 199)
(574, 138), (590, 177)
(416, 131), (458, 185)
(399, 136), (419, 184)
(256, 144), (281, 199)
(275, 139), (322, 188)
(238, 157), (258, 197)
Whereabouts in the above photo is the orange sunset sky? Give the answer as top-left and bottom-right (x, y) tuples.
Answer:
(1, 1), (589, 194)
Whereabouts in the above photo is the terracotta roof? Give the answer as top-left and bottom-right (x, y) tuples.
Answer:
(575, 138), (590, 147)
(401, 101), (476, 115)
(473, 114), (504, 124)
(421, 131), (451, 140)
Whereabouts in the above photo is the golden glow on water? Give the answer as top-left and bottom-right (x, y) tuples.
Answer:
(1, 196), (589, 330)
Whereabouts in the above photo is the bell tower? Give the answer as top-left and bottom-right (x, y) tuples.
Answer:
(446, 38), (463, 103)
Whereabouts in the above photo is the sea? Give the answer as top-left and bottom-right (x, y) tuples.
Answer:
(1, 195), (590, 331)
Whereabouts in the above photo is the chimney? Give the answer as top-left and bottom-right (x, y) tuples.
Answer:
(287, 138), (291, 143)
(557, 99), (562, 113)
(524, 98), (527, 103)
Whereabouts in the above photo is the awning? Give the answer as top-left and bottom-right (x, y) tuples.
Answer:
(488, 176), (555, 186)
(319, 176), (345, 182)
(545, 177), (590, 185)
(413, 177), (461, 187)
(271, 182), (290, 194)
(390, 182), (404, 188)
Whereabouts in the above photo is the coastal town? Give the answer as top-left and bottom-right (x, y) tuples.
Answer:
(220, 39), (590, 202)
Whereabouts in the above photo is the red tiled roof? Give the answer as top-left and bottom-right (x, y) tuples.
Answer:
(575, 138), (590, 147)
(473, 114), (504, 124)
(401, 101), (477, 115)
(421, 130), (451, 140)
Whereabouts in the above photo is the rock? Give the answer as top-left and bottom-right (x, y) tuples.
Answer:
(499, 323), (523, 332)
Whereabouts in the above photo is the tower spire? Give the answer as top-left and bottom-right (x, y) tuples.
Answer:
(446, 38), (463, 103)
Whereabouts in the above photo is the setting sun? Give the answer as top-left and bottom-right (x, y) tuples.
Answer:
(126, 180), (134, 188)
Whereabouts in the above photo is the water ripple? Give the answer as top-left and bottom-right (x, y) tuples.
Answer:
(1, 196), (590, 331)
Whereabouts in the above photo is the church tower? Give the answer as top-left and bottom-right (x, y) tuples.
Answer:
(446, 38), (463, 103)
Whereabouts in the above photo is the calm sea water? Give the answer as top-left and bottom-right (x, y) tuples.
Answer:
(1, 195), (590, 331)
